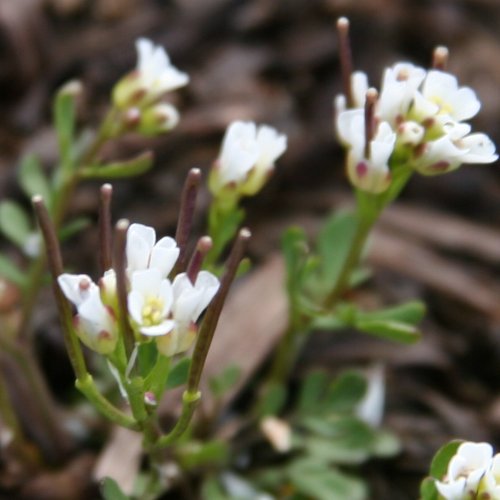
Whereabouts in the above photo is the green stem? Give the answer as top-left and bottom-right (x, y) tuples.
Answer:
(76, 374), (139, 430)
(152, 390), (201, 450)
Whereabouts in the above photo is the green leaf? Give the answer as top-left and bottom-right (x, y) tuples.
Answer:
(0, 200), (32, 247)
(166, 357), (191, 389)
(100, 477), (130, 500)
(288, 459), (367, 500)
(429, 440), (463, 479)
(54, 81), (79, 173)
(358, 301), (426, 325)
(79, 152), (154, 179)
(317, 211), (358, 289)
(0, 254), (27, 287)
(356, 319), (421, 344)
(209, 365), (241, 398)
(325, 370), (367, 413)
(201, 478), (231, 500)
(297, 370), (328, 414)
(58, 217), (91, 241)
(18, 154), (52, 203)
(300, 416), (376, 465)
(256, 383), (287, 417)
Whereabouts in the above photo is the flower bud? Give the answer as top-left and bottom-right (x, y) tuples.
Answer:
(137, 103), (179, 136)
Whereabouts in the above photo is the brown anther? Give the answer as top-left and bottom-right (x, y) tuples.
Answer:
(79, 278), (91, 291)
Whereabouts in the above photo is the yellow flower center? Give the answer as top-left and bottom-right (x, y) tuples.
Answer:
(430, 95), (454, 116)
(141, 296), (164, 326)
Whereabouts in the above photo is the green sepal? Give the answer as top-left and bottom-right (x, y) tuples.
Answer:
(79, 152), (154, 179)
(419, 477), (439, 500)
(18, 154), (52, 205)
(0, 254), (27, 287)
(0, 200), (32, 247)
(166, 357), (191, 389)
(430, 440), (463, 479)
(100, 477), (130, 500)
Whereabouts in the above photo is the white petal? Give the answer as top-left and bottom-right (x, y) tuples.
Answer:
(435, 477), (466, 500)
(255, 125), (287, 171)
(131, 269), (162, 296)
(355, 364), (385, 427)
(191, 271), (220, 320)
(149, 236), (179, 276)
(159, 279), (174, 316)
(140, 320), (175, 337)
(128, 290), (145, 325)
(449, 87), (480, 121)
(58, 273), (97, 307)
(423, 70), (458, 100)
(460, 133), (498, 164)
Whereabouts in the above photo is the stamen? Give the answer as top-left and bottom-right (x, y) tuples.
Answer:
(337, 17), (354, 108)
(432, 46), (449, 71)
(187, 236), (213, 285)
(364, 88), (378, 158)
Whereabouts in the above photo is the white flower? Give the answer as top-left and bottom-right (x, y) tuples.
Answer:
(436, 442), (493, 500)
(334, 71), (368, 116)
(378, 63), (426, 124)
(113, 38), (189, 109)
(126, 223), (179, 278)
(210, 121), (287, 198)
(355, 364), (385, 428)
(58, 273), (117, 354)
(136, 38), (189, 95)
(128, 269), (175, 337)
(337, 109), (395, 193)
(156, 270), (220, 356)
(413, 70), (480, 123)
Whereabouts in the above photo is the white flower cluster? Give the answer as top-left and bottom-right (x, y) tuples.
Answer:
(58, 223), (219, 357)
(436, 441), (500, 499)
(113, 38), (189, 135)
(336, 62), (497, 194)
(209, 121), (287, 202)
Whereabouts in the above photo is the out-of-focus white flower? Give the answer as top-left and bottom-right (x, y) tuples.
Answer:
(58, 273), (118, 354)
(436, 442), (494, 500)
(355, 364), (385, 428)
(113, 38), (189, 110)
(128, 269), (175, 337)
(337, 109), (395, 193)
(209, 121), (287, 200)
(156, 271), (219, 356)
(138, 103), (180, 136)
(260, 416), (292, 453)
(22, 232), (41, 258)
(126, 223), (179, 278)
